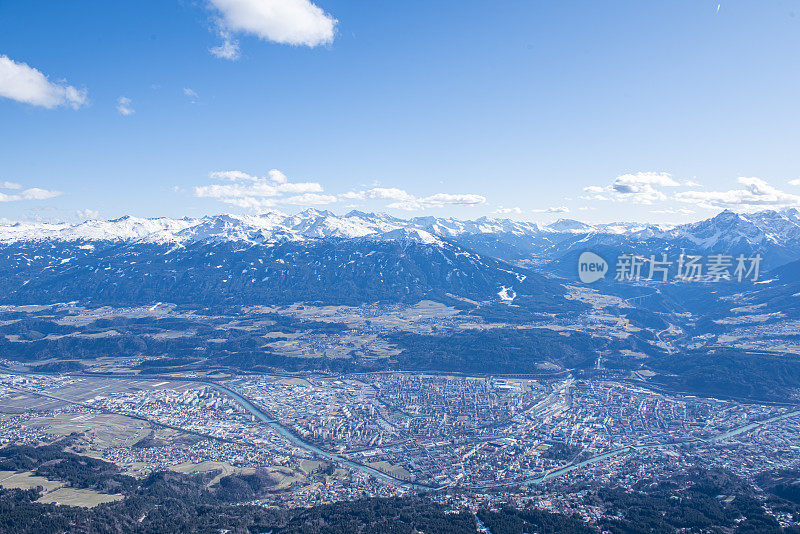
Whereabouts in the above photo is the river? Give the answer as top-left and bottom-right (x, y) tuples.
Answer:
(11, 370), (800, 492)
(204, 381), (438, 491)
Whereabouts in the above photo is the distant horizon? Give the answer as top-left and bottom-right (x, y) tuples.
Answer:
(3, 204), (798, 230)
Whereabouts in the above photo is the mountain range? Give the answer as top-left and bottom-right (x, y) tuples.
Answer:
(0, 207), (796, 311)
(1, 207), (799, 399)
(3, 207), (800, 262)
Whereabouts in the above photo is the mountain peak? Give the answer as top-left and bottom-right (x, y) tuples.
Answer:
(1, 209), (798, 253)
(298, 208), (336, 218)
(547, 219), (594, 232)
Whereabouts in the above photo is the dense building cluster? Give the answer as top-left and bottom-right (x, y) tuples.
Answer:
(1, 371), (800, 514)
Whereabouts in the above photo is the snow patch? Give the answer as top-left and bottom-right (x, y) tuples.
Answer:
(498, 286), (516, 302)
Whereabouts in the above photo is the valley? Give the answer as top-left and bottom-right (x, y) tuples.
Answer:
(0, 208), (800, 531)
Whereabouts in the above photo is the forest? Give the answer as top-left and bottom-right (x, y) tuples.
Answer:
(2, 440), (800, 533)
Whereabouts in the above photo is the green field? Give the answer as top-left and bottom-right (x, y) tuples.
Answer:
(38, 487), (124, 507)
(24, 413), (150, 449)
(367, 461), (411, 480)
(169, 461), (247, 486)
(0, 471), (63, 492)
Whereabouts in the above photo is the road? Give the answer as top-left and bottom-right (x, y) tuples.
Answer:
(204, 381), (441, 491)
(5, 369), (799, 492)
(470, 407), (800, 490)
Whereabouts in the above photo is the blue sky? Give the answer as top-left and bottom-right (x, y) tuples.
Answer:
(2, 0), (800, 224)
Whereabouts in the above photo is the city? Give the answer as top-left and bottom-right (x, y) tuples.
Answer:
(2, 367), (799, 517)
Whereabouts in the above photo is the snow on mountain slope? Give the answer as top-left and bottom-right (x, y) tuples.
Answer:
(0, 208), (798, 254)
(0, 216), (196, 243)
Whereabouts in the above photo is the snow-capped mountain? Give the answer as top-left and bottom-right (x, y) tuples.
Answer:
(0, 210), (425, 244)
(0, 207), (796, 334)
(668, 209), (800, 249)
(0, 235), (575, 312)
(1, 207), (796, 242)
(0, 208), (798, 269)
(0, 209), (554, 245)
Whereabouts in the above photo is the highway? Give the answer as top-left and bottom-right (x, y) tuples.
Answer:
(5, 369), (799, 492)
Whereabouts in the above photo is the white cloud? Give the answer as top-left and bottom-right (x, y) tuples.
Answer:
(609, 172), (678, 203)
(651, 208), (694, 215)
(116, 96), (134, 116)
(279, 182), (323, 194)
(495, 206), (522, 215)
(183, 88), (199, 103)
(195, 182), (279, 199)
(340, 187), (415, 202)
(221, 197), (276, 210)
(208, 0), (337, 49)
(196, 169), (325, 210)
(341, 187), (485, 211)
(0, 186), (62, 202)
(0, 54), (87, 109)
(19, 187), (62, 200)
(0, 181), (22, 190)
(210, 169), (293, 184)
(197, 171), (486, 212)
(581, 193), (611, 201)
(388, 193), (486, 211)
(675, 177), (800, 210)
(76, 209), (100, 220)
(268, 169), (288, 183)
(531, 206), (569, 214)
(210, 170), (256, 181)
(210, 31), (241, 60)
(282, 193), (337, 205)
(581, 173), (800, 212)
(616, 172), (680, 189)
(424, 193), (485, 205)
(582, 172), (681, 205)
